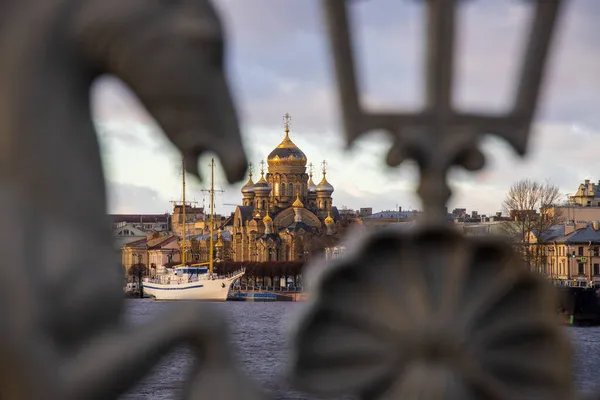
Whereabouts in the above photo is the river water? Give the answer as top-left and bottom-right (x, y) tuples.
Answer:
(121, 299), (600, 399)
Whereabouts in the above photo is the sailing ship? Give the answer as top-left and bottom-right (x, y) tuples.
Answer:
(143, 158), (245, 301)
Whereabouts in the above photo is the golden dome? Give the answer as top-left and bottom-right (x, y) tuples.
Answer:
(253, 168), (271, 195)
(241, 171), (255, 195)
(267, 118), (307, 168)
(324, 212), (334, 225)
(292, 194), (305, 208)
(263, 213), (272, 223)
(307, 176), (317, 193)
(316, 174), (334, 194)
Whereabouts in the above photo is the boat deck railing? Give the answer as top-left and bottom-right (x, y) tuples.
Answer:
(232, 284), (304, 293)
(143, 268), (245, 285)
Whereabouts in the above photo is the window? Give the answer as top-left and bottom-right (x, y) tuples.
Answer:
(289, 183), (294, 197)
(594, 263), (599, 276)
(281, 184), (286, 196)
(578, 246), (584, 256)
(594, 247), (599, 257)
(578, 263), (585, 275)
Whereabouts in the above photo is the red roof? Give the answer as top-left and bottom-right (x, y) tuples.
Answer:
(148, 235), (179, 250)
(124, 238), (148, 248)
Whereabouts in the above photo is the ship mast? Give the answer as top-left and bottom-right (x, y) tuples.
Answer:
(181, 158), (187, 265)
(209, 158), (215, 279)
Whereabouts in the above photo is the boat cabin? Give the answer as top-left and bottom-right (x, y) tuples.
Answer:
(173, 266), (209, 277)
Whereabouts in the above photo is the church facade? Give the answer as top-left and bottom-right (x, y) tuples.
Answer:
(232, 114), (338, 262)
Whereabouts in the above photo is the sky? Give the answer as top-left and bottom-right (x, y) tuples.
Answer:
(92, 0), (600, 217)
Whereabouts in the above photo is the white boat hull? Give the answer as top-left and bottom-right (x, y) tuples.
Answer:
(143, 272), (244, 301)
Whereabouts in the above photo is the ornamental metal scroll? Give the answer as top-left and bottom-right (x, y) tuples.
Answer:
(0, 1), (573, 400)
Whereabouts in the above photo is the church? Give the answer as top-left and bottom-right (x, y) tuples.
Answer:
(231, 114), (339, 262)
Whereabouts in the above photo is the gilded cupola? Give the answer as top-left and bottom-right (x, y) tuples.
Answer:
(307, 162), (317, 193)
(263, 213), (272, 223)
(292, 194), (305, 208)
(267, 113), (307, 169)
(253, 161), (272, 196)
(315, 160), (334, 195)
(324, 211), (334, 225)
(241, 163), (255, 195)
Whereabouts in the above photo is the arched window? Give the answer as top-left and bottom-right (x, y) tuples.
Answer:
(262, 200), (266, 210)
(281, 183), (286, 196)
(289, 183), (294, 197)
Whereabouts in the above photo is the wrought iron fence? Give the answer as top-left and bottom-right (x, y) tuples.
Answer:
(0, 0), (575, 399)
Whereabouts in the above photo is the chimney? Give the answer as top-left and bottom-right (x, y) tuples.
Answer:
(565, 223), (575, 235)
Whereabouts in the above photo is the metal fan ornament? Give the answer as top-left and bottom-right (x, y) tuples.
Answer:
(289, 1), (572, 399)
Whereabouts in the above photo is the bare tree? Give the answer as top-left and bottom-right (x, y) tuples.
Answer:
(502, 179), (564, 273)
(127, 263), (147, 298)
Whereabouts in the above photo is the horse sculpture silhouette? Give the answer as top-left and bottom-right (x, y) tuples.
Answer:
(0, 1), (258, 398)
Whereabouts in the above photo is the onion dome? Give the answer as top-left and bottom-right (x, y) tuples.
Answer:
(307, 175), (317, 193)
(316, 173), (334, 195)
(253, 166), (272, 196)
(324, 212), (334, 225)
(292, 194), (305, 208)
(241, 170), (255, 195)
(267, 114), (307, 168)
(263, 213), (272, 224)
(307, 163), (318, 194)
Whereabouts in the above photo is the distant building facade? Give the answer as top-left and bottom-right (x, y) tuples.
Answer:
(171, 204), (206, 239)
(113, 223), (147, 251)
(569, 179), (600, 207)
(110, 214), (170, 231)
(535, 221), (600, 285)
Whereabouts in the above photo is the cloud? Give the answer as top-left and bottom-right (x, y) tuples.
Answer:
(107, 182), (170, 214)
(92, 0), (600, 216)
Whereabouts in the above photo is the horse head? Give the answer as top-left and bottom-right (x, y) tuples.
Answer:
(74, 0), (248, 182)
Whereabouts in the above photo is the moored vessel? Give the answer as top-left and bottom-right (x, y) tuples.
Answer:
(143, 265), (244, 301)
(143, 158), (244, 301)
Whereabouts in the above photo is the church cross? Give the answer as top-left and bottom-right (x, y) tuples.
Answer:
(321, 160), (328, 175)
(283, 113), (292, 132)
(259, 160), (266, 175)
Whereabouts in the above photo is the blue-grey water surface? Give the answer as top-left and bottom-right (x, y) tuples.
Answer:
(121, 299), (600, 399)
